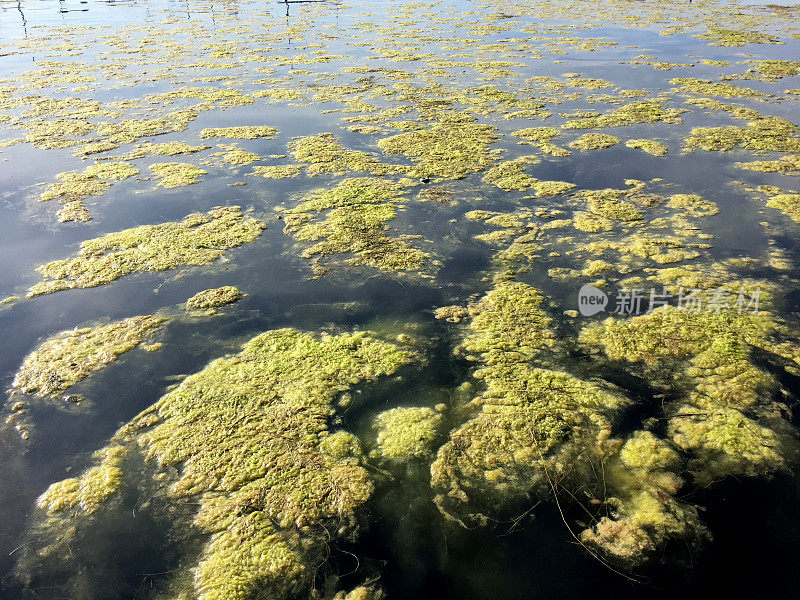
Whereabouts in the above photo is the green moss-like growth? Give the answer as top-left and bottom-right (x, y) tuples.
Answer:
(684, 109), (800, 153)
(562, 101), (685, 130)
(149, 162), (207, 187)
(221, 148), (261, 165)
(766, 193), (800, 222)
(671, 77), (771, 100)
(125, 141), (210, 159)
(694, 28), (780, 47)
(186, 286), (243, 310)
(200, 126), (278, 139)
(35, 328), (413, 600)
(378, 122), (498, 180)
(569, 133), (621, 151)
(755, 60), (800, 79)
(738, 154), (800, 175)
(37, 446), (127, 513)
(252, 164), (303, 179)
(29, 206), (265, 296)
(573, 211), (613, 232)
(372, 407), (442, 462)
(580, 306), (790, 482)
(481, 157), (539, 191)
(580, 189), (645, 221)
(625, 139), (668, 156)
(12, 315), (166, 397)
(666, 194), (719, 217)
(39, 161), (139, 222)
(290, 133), (391, 176)
(431, 282), (627, 523)
(283, 178), (428, 274)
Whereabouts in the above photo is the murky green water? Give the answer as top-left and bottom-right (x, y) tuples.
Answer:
(1, 0), (800, 598)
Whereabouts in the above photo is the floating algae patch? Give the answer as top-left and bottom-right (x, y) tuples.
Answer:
(430, 281), (629, 525)
(371, 406), (443, 463)
(377, 122), (498, 180)
(218, 146), (261, 166)
(281, 177), (431, 275)
(186, 286), (244, 312)
(737, 154), (800, 175)
(578, 188), (646, 221)
(24, 329), (414, 600)
(754, 59), (800, 79)
(149, 162), (207, 187)
(625, 139), (668, 156)
(290, 133), (392, 176)
(28, 206), (265, 296)
(764, 191), (800, 222)
(694, 28), (781, 47)
(39, 161), (140, 222)
(124, 141), (210, 159)
(561, 101), (685, 130)
(199, 126), (278, 140)
(579, 430), (710, 568)
(683, 104), (800, 153)
(579, 304), (796, 483)
(569, 133), (621, 151)
(671, 78), (772, 100)
(251, 164), (303, 179)
(12, 315), (166, 398)
(665, 194), (719, 217)
(481, 157), (539, 191)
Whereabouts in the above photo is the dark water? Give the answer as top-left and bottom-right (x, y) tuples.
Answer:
(1, 0), (800, 598)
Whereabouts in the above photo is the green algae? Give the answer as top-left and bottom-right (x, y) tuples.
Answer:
(695, 28), (780, 47)
(124, 141), (210, 159)
(149, 162), (207, 187)
(29, 206), (265, 296)
(292, 177), (405, 212)
(481, 157), (539, 191)
(377, 122), (498, 180)
(251, 165), (303, 179)
(671, 77), (772, 100)
(13, 315), (166, 398)
(291, 133), (391, 176)
(579, 188), (645, 221)
(579, 306), (792, 482)
(35, 328), (413, 600)
(219, 147), (261, 166)
(765, 192), (800, 222)
(562, 101), (685, 130)
(569, 133), (621, 151)
(37, 445), (127, 514)
(754, 59), (800, 79)
(431, 281), (628, 524)
(737, 154), (800, 175)
(371, 407), (443, 462)
(625, 139), (668, 156)
(186, 286), (244, 311)
(666, 194), (719, 217)
(199, 126), (278, 140)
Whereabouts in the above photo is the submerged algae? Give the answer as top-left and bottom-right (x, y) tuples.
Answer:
(186, 286), (243, 311)
(569, 133), (621, 151)
(29, 206), (265, 296)
(149, 162), (207, 187)
(372, 407), (443, 462)
(13, 315), (166, 397)
(377, 122), (498, 180)
(625, 139), (668, 157)
(35, 329), (414, 600)
(431, 282), (627, 523)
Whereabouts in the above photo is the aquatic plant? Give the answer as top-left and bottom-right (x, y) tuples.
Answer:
(569, 133), (621, 151)
(290, 133), (391, 176)
(372, 407), (443, 462)
(186, 286), (244, 311)
(149, 162), (207, 187)
(625, 139), (668, 156)
(32, 329), (414, 600)
(12, 315), (166, 397)
(29, 206), (265, 296)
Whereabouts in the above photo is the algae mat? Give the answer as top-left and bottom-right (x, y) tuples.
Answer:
(1, 0), (800, 599)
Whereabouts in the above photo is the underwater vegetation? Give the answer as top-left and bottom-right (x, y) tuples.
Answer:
(28, 207), (265, 296)
(3, 0), (800, 596)
(12, 315), (166, 399)
(24, 329), (414, 600)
